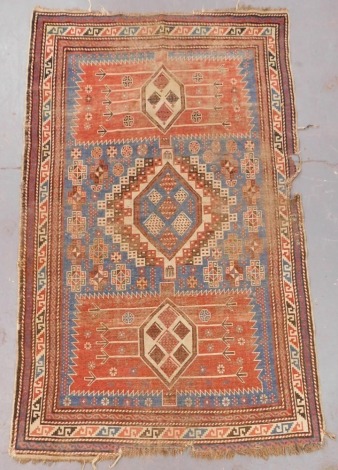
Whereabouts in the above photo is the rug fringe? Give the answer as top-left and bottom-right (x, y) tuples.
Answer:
(10, 437), (326, 465)
(33, 6), (289, 16)
(190, 441), (324, 460)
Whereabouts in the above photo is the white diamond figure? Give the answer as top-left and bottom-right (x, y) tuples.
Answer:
(172, 212), (192, 236)
(142, 65), (185, 132)
(144, 213), (165, 236)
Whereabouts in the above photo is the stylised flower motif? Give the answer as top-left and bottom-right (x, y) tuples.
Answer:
(121, 145), (133, 158)
(137, 143), (148, 156)
(91, 146), (102, 159)
(122, 75), (133, 88)
(260, 394), (268, 404)
(107, 145), (118, 159)
(63, 397), (71, 406)
(123, 114), (134, 127)
(85, 113), (92, 121)
(244, 140), (255, 151)
(136, 277), (148, 290)
(101, 397), (109, 406)
(199, 309), (211, 322)
(111, 252), (122, 263)
(84, 342), (91, 350)
(191, 110), (202, 123)
(85, 85), (92, 93)
(187, 276), (198, 289)
(109, 367), (117, 377)
(113, 163), (124, 176)
(145, 398), (152, 407)
(217, 364), (225, 375)
(192, 72), (203, 83)
(222, 397), (230, 407)
(71, 148), (82, 159)
(238, 337), (245, 346)
(188, 140), (200, 154)
(88, 361), (96, 370)
(203, 149), (214, 163)
(122, 312), (134, 325)
(185, 397), (193, 407)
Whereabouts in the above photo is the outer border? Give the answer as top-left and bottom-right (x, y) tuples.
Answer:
(10, 8), (323, 463)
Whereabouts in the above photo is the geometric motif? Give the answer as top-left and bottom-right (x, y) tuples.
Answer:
(203, 261), (223, 288)
(12, 11), (323, 463)
(142, 65), (185, 132)
(134, 163), (202, 259)
(111, 264), (131, 291)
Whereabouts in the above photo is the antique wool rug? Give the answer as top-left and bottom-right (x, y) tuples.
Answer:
(11, 9), (323, 463)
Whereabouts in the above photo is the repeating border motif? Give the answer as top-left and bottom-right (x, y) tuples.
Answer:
(11, 10), (323, 462)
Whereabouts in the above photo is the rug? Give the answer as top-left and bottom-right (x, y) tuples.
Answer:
(11, 9), (323, 463)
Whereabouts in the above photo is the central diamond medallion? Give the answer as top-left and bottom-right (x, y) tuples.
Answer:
(142, 65), (185, 132)
(134, 163), (202, 260)
(140, 299), (197, 387)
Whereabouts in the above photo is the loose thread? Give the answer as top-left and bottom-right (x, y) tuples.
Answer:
(236, 0), (241, 10)
(100, 6), (109, 15)
(81, 462), (87, 470)
(91, 455), (101, 470)
(109, 449), (123, 468)
(297, 124), (319, 131)
(87, 0), (92, 13)
(324, 430), (336, 440)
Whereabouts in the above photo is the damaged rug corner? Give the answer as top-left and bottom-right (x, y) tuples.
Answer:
(11, 9), (323, 463)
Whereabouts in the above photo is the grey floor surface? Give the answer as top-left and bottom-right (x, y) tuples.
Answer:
(0, 0), (337, 469)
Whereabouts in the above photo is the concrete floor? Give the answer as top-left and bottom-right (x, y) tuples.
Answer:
(0, 0), (337, 469)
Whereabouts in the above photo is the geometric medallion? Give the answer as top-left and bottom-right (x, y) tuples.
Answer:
(134, 163), (202, 260)
(140, 299), (197, 387)
(141, 65), (185, 132)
